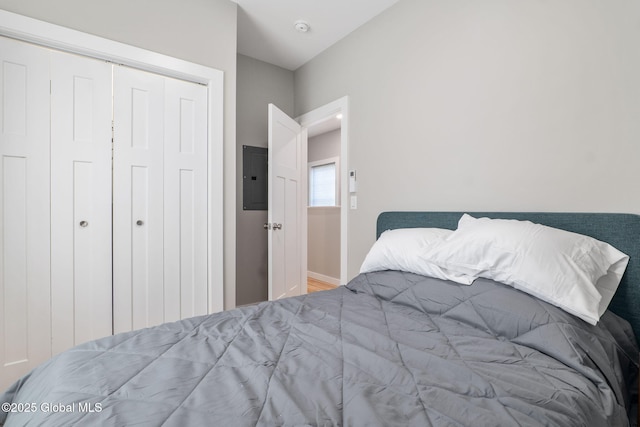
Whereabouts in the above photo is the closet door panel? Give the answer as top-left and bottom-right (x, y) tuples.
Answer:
(3, 158), (28, 361)
(50, 51), (113, 354)
(164, 78), (208, 322)
(0, 37), (51, 390)
(113, 66), (164, 333)
(130, 165), (164, 329)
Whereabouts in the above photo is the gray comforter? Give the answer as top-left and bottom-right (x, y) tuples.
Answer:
(1, 271), (638, 426)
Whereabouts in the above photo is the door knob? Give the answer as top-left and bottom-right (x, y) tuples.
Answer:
(136, 220), (144, 226)
(264, 223), (271, 230)
(273, 223), (282, 230)
(79, 220), (89, 228)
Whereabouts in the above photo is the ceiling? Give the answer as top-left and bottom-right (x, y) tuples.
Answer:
(308, 114), (342, 138)
(231, 0), (400, 71)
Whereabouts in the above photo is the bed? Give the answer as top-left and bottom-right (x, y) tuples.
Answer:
(1, 212), (638, 426)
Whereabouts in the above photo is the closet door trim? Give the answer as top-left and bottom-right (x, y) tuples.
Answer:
(0, 9), (224, 313)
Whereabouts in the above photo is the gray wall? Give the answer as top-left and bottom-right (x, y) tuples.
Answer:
(294, 0), (640, 280)
(308, 207), (340, 281)
(308, 129), (341, 162)
(308, 130), (341, 281)
(236, 54), (294, 305)
(0, 0), (239, 309)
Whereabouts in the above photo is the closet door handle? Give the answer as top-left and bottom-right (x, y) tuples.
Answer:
(136, 220), (144, 226)
(79, 220), (89, 228)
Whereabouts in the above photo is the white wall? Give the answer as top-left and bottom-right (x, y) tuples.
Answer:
(294, 0), (640, 280)
(236, 54), (294, 305)
(0, 0), (239, 309)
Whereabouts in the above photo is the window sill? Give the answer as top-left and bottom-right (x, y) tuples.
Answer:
(307, 205), (341, 210)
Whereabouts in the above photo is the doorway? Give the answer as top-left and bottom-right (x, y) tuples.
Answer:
(297, 97), (349, 291)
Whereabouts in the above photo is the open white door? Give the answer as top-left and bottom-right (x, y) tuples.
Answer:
(267, 104), (307, 301)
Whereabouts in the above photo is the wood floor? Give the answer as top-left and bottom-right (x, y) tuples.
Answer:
(307, 277), (337, 293)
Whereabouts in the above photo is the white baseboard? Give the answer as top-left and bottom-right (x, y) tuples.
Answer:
(307, 271), (340, 286)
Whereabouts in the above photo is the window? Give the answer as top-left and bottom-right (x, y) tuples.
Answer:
(308, 157), (340, 207)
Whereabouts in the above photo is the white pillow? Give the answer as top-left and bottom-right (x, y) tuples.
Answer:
(360, 228), (475, 284)
(422, 214), (629, 325)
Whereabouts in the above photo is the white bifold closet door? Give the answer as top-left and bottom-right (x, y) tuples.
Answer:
(0, 37), (52, 387)
(0, 35), (211, 389)
(50, 50), (113, 355)
(113, 66), (208, 334)
(163, 76), (209, 324)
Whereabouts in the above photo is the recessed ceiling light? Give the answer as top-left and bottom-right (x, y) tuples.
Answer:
(294, 20), (310, 33)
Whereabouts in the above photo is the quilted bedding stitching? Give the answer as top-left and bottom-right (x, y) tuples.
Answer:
(376, 291), (440, 427)
(164, 304), (274, 425)
(254, 297), (307, 425)
(366, 278), (565, 425)
(347, 272), (636, 426)
(1, 271), (637, 427)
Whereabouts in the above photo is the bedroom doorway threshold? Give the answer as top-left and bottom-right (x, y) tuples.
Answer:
(307, 277), (337, 293)
(298, 96), (350, 287)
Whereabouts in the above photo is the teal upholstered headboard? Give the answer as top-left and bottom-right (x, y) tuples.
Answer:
(377, 212), (640, 344)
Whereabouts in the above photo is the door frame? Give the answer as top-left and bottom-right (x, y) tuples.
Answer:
(297, 96), (349, 286)
(0, 9), (225, 313)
